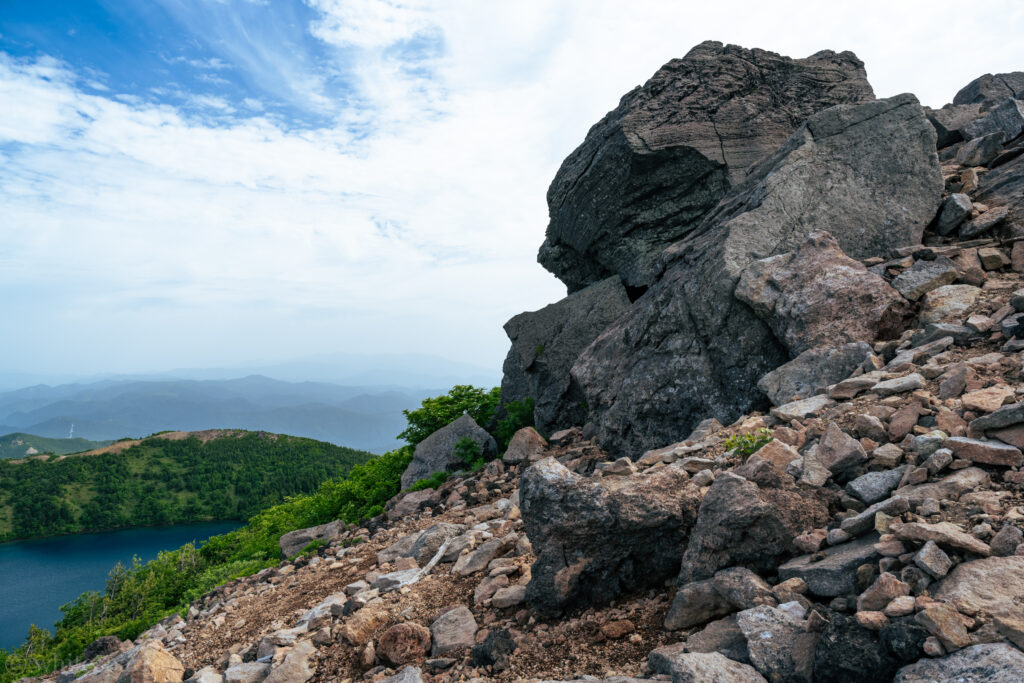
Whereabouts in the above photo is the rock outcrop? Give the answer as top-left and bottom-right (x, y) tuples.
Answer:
(574, 94), (942, 456)
(400, 415), (497, 489)
(500, 277), (630, 435)
(538, 41), (874, 292)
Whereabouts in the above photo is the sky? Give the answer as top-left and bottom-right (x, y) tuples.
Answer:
(1, 0), (1023, 384)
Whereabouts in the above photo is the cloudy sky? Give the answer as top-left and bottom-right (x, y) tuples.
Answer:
(1, 0), (1022, 383)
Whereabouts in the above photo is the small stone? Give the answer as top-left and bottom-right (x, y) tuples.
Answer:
(872, 373), (926, 397)
(979, 247), (1010, 271)
(914, 431), (947, 457)
(827, 528), (851, 546)
(990, 525), (1023, 557)
(857, 572), (910, 611)
(600, 620), (635, 640)
(934, 194), (972, 235)
(846, 466), (908, 504)
(884, 595), (917, 617)
(922, 636), (944, 657)
(916, 603), (971, 651)
(900, 524), (988, 561)
(922, 448), (953, 475)
(855, 611), (889, 630)
(961, 386), (1015, 413)
(892, 259), (959, 302)
(961, 206), (1010, 239)
(943, 436), (1023, 467)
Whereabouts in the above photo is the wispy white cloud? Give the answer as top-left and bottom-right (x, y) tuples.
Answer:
(1, 0), (1022, 377)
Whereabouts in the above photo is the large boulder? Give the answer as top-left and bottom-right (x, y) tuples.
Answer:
(932, 555), (1024, 617)
(573, 94), (942, 456)
(500, 276), (631, 435)
(893, 643), (1024, 682)
(953, 72), (1024, 110)
(520, 457), (701, 616)
(400, 414), (497, 489)
(279, 520), (344, 559)
(736, 231), (911, 355)
(539, 41), (874, 292)
(678, 472), (830, 582)
(757, 342), (873, 406)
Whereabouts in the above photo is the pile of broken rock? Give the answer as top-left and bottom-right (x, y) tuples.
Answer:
(29, 43), (1024, 683)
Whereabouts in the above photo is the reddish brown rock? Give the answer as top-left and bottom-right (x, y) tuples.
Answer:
(944, 436), (1023, 467)
(377, 623), (432, 667)
(736, 231), (911, 355)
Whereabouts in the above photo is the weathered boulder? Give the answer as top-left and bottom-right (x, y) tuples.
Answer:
(893, 643), (1024, 682)
(971, 141), (1024, 236)
(891, 258), (959, 302)
(757, 342), (872, 406)
(678, 472), (830, 582)
(400, 414), (497, 489)
(502, 427), (547, 465)
(736, 231), (911, 355)
(919, 284), (982, 324)
(812, 612), (903, 683)
(953, 72), (1024, 110)
(263, 640), (314, 683)
(500, 277), (630, 435)
(429, 606), (477, 656)
(573, 94), (942, 457)
(932, 555), (1024, 617)
(666, 652), (767, 683)
(521, 457), (700, 616)
(118, 643), (185, 683)
(539, 41), (874, 292)
(960, 98), (1024, 141)
(279, 520), (344, 559)
(926, 103), (983, 148)
(736, 606), (817, 683)
(777, 533), (880, 597)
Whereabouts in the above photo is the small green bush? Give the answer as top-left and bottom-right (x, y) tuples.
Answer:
(723, 428), (774, 459)
(408, 470), (450, 492)
(397, 386), (500, 446)
(494, 398), (535, 450)
(453, 437), (485, 470)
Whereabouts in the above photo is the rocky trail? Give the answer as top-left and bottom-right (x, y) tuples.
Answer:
(31, 42), (1024, 683)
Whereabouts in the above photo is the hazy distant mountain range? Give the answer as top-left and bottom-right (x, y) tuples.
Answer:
(0, 375), (457, 453)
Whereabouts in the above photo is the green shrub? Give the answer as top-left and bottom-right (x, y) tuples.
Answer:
(397, 386), (500, 446)
(453, 437), (485, 470)
(723, 428), (774, 459)
(408, 470), (450, 492)
(494, 398), (535, 450)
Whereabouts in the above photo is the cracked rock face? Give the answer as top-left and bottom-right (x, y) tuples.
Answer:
(499, 276), (631, 435)
(573, 94), (942, 457)
(539, 40), (874, 292)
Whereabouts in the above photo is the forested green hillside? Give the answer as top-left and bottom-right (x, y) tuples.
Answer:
(0, 433), (112, 459)
(0, 431), (372, 541)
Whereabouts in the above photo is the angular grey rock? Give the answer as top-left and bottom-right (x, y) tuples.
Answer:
(540, 41), (874, 292)
(387, 488), (441, 522)
(757, 343), (873, 406)
(521, 457), (700, 616)
(971, 140), (1023, 235)
(893, 643), (1024, 683)
(777, 533), (881, 597)
(502, 427), (547, 465)
(400, 414), (497, 489)
(668, 652), (768, 683)
(957, 131), (1005, 167)
(919, 284), (982, 324)
(574, 94), (942, 457)
(500, 277), (631, 435)
(679, 472), (830, 582)
(279, 520), (344, 559)
(429, 606), (478, 655)
(891, 258), (959, 302)
(960, 205), (1009, 239)
(224, 664), (270, 683)
(926, 103), (984, 148)
(378, 666), (423, 683)
(263, 640), (314, 683)
(845, 466), (908, 504)
(934, 193), (973, 235)
(840, 496), (909, 537)
(736, 231), (910, 356)
(896, 468), (990, 505)
(914, 540), (953, 579)
(954, 72), (1024, 109)
(736, 606), (817, 683)
(990, 524), (1023, 557)
(960, 98), (1024, 141)
(817, 422), (868, 477)
(683, 615), (751, 664)
(663, 578), (732, 631)
(968, 401), (1024, 432)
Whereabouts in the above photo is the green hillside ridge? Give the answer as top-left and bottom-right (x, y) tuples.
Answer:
(0, 385), (532, 683)
(0, 430), (373, 542)
(0, 433), (113, 459)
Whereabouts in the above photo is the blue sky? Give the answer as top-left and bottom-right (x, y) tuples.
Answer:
(1, 0), (1022, 384)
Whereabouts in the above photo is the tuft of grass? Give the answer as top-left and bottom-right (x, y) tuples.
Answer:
(723, 428), (773, 460)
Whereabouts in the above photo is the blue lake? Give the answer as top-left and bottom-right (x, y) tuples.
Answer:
(0, 522), (241, 651)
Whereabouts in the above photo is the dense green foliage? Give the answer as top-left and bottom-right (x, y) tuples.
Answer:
(0, 432), (372, 541)
(723, 428), (774, 459)
(397, 385), (500, 446)
(0, 445), (413, 683)
(495, 398), (535, 449)
(0, 382), (538, 682)
(0, 433), (112, 460)
(407, 470), (450, 492)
